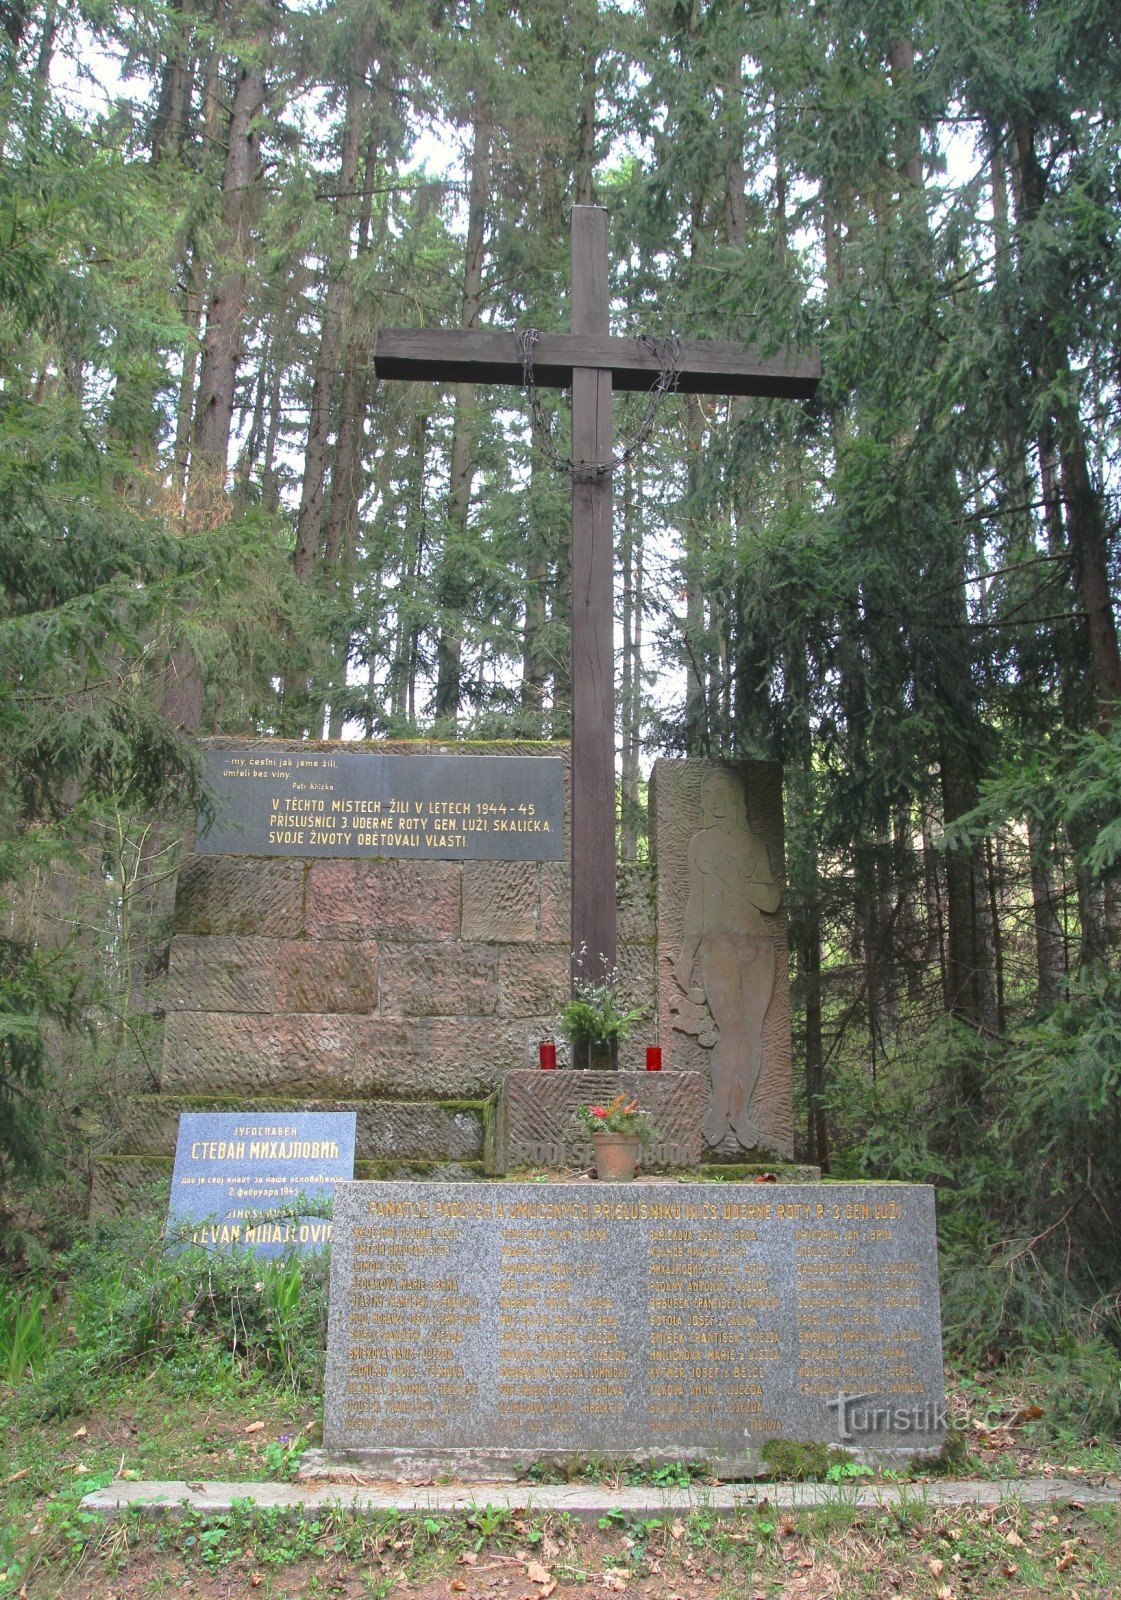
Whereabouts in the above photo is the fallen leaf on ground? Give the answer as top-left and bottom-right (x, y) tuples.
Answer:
(458, 1551), (479, 1566)
(1006, 1529), (1023, 1547)
(928, 1558), (944, 1577)
(526, 1562), (551, 1585)
(72, 1427), (88, 1440)
(778, 1514), (797, 1537)
(450, 1581), (467, 1592)
(244, 1420), (265, 1434)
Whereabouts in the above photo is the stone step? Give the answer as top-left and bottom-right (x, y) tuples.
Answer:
(108, 1095), (488, 1163)
(81, 1476), (1120, 1521)
(89, 1153), (486, 1217)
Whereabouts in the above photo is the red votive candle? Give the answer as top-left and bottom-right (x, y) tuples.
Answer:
(539, 1040), (557, 1070)
(646, 1045), (663, 1072)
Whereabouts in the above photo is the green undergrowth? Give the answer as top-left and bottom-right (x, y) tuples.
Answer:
(6, 1211), (331, 1426)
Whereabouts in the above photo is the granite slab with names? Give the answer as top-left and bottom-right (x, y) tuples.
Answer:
(196, 747), (565, 861)
(317, 1179), (946, 1479)
(168, 1111), (356, 1255)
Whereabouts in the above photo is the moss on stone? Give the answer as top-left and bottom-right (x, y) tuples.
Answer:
(759, 1439), (856, 1480)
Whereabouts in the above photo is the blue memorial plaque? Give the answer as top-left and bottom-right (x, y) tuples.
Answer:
(168, 1111), (356, 1256)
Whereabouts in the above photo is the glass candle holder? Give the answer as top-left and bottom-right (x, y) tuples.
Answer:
(539, 1040), (557, 1070)
(646, 1045), (663, 1072)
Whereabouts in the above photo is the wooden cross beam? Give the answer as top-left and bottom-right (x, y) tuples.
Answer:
(374, 206), (820, 990)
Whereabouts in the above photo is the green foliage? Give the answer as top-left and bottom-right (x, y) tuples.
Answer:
(558, 978), (644, 1046)
(0, 1280), (58, 1383)
(759, 1440), (856, 1481)
(578, 1092), (656, 1147)
(17, 1212), (329, 1421)
(832, 974), (1121, 1376)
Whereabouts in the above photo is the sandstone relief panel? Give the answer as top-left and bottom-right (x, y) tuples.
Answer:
(652, 759), (793, 1160)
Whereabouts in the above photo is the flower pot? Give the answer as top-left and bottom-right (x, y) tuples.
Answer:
(591, 1131), (642, 1181)
(572, 1038), (619, 1071)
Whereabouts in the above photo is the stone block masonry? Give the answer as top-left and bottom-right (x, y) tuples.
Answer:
(163, 856), (652, 1096)
(101, 740), (660, 1207)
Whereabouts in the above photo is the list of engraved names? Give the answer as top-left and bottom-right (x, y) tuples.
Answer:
(324, 1182), (945, 1465)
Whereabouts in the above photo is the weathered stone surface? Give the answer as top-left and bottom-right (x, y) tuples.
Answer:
(538, 861), (571, 944)
(461, 861), (537, 941)
(305, 860), (461, 942)
(379, 944), (497, 1018)
(487, 1070), (703, 1173)
(617, 862), (657, 944)
(162, 1012), (359, 1095)
(196, 746), (565, 862)
(165, 936), (278, 1013)
(90, 1157), (172, 1218)
(173, 857), (306, 938)
(496, 945), (568, 1018)
(323, 1180), (946, 1479)
(112, 1096), (485, 1163)
(351, 1016), (541, 1098)
(168, 1110), (356, 1255)
(276, 941), (378, 1014)
(651, 760), (793, 1161)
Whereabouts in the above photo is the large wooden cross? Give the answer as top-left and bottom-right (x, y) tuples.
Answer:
(374, 205), (819, 987)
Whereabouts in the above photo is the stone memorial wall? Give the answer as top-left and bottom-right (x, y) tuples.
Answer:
(319, 1179), (946, 1479)
(95, 742), (801, 1209)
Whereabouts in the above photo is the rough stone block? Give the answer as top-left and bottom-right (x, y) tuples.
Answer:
(379, 944), (497, 1017)
(111, 1096), (486, 1164)
(538, 861), (571, 945)
(496, 945), (568, 1019)
(461, 862), (537, 942)
(165, 936), (278, 1013)
(352, 1016), (539, 1098)
(357, 1101), (484, 1162)
(488, 1069), (704, 1173)
(617, 862), (657, 944)
(89, 1157), (172, 1218)
(305, 860), (461, 942)
(276, 940), (378, 1014)
(162, 1012), (358, 1095)
(173, 856), (306, 938)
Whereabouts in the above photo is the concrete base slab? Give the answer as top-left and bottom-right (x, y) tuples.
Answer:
(81, 1477), (1120, 1521)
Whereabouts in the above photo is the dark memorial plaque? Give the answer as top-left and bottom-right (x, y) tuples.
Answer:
(195, 748), (564, 862)
(168, 1111), (356, 1256)
(320, 1180), (946, 1478)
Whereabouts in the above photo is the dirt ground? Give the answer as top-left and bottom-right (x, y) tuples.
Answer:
(32, 1497), (1121, 1600)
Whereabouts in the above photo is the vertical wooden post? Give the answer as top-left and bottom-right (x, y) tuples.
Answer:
(570, 205), (617, 986)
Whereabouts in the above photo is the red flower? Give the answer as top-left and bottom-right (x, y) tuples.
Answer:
(590, 1106), (607, 1117)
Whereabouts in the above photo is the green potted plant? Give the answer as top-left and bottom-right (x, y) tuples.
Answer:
(558, 975), (643, 1070)
(579, 1094), (656, 1181)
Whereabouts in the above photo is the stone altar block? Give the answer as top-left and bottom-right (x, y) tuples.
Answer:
(485, 1071), (703, 1173)
(318, 1180), (946, 1480)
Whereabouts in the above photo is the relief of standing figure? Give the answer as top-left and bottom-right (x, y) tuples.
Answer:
(672, 768), (780, 1147)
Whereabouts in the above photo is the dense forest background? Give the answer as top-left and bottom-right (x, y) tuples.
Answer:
(1, 0), (1119, 1380)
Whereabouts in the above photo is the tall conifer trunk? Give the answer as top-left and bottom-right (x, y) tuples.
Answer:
(434, 101), (489, 725)
(189, 61), (265, 511)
